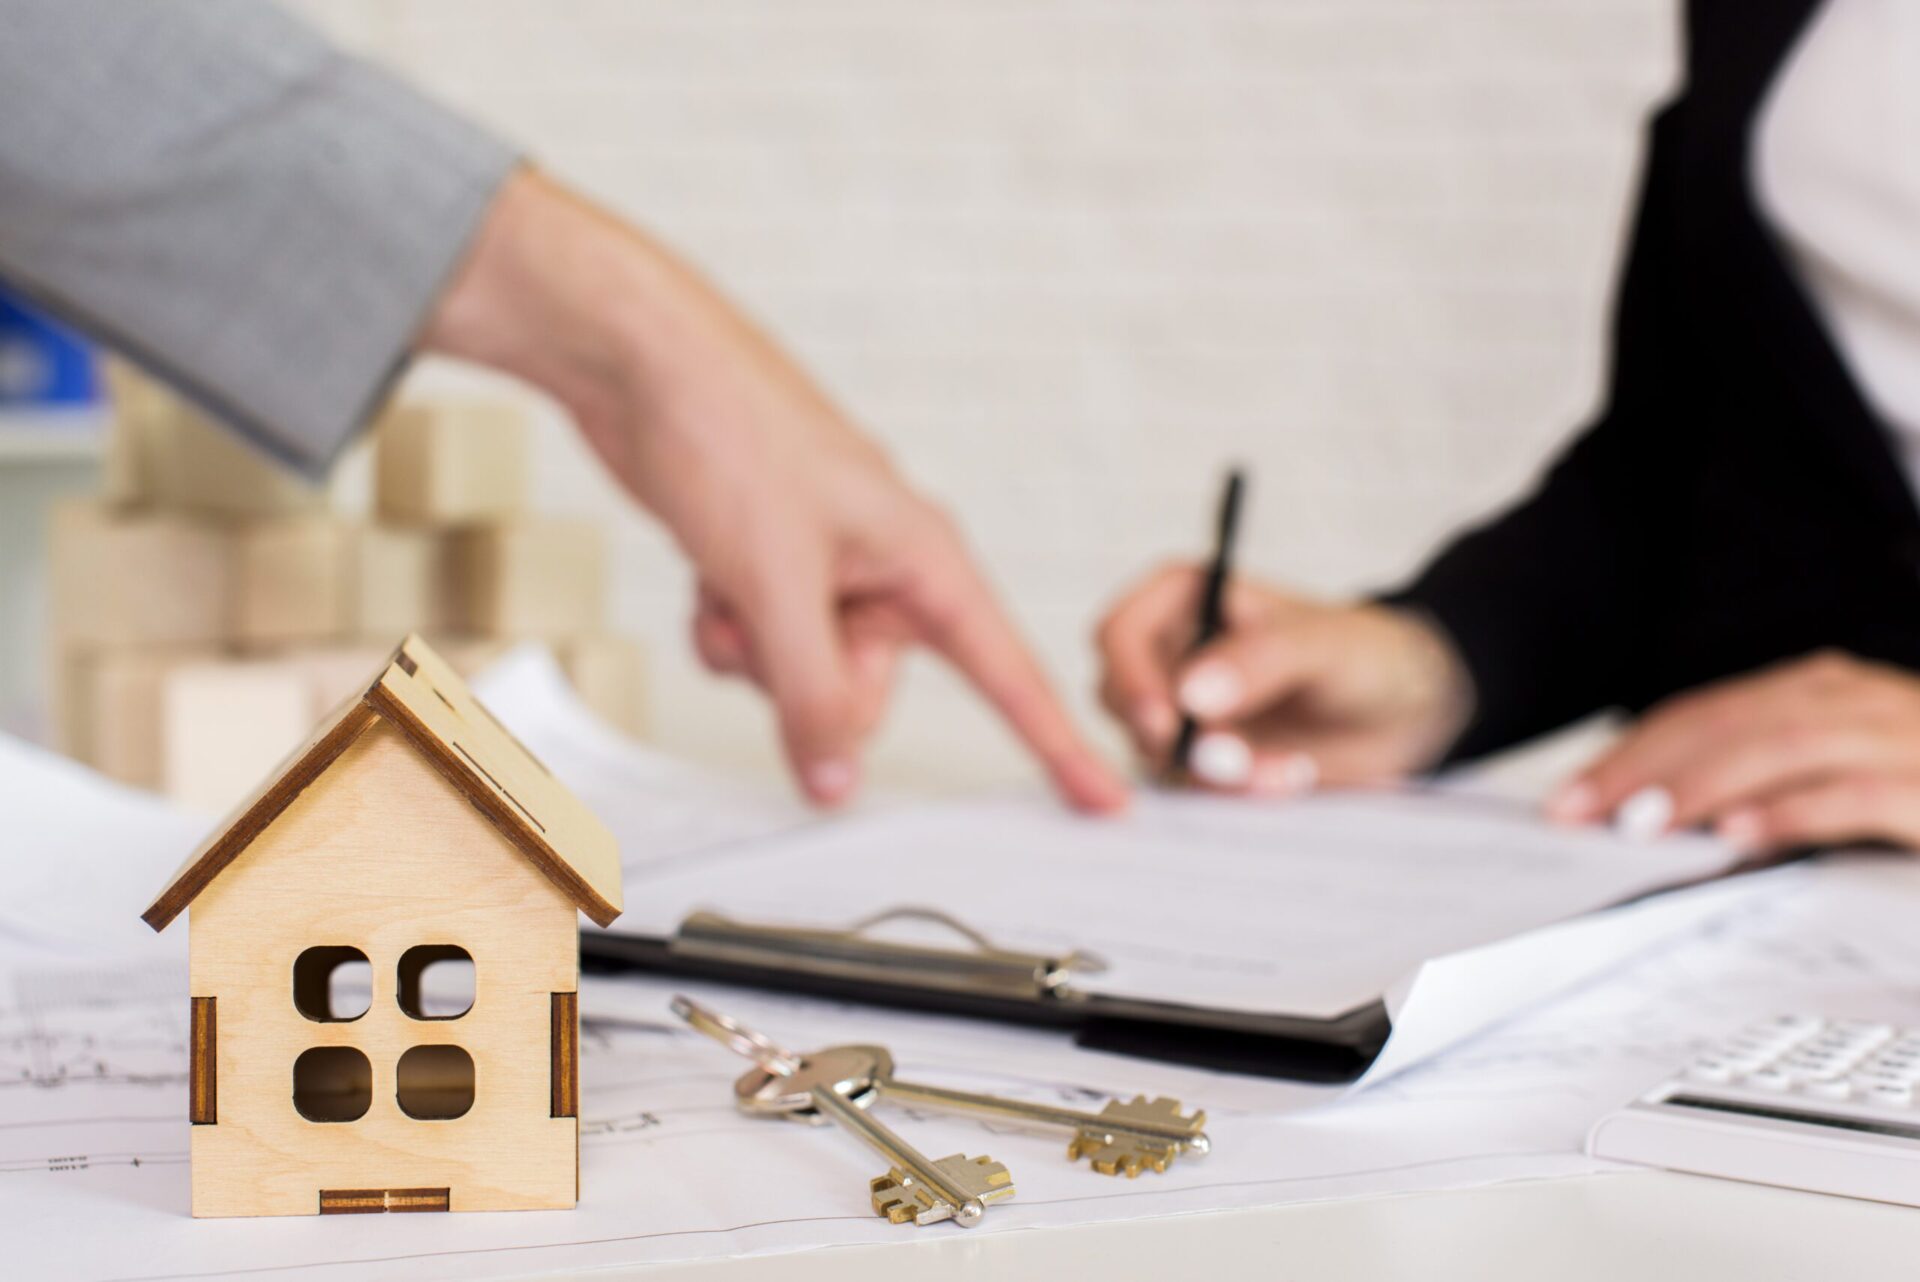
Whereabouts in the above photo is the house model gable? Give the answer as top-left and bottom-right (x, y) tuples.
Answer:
(142, 633), (623, 932)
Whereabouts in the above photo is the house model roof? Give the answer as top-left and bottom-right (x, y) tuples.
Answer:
(142, 634), (624, 931)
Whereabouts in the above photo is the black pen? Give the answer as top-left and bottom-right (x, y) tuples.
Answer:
(1169, 467), (1245, 778)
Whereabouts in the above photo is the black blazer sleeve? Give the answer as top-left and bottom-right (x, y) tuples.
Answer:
(1382, 105), (1710, 761)
(1381, 0), (1920, 765)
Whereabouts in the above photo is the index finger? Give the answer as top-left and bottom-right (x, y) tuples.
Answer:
(916, 549), (1130, 813)
(1550, 668), (1803, 827)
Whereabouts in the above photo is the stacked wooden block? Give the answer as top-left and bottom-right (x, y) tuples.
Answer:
(49, 366), (646, 813)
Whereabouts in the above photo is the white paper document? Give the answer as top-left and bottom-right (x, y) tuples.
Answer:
(473, 647), (812, 871)
(0, 735), (202, 959)
(615, 787), (1744, 1016)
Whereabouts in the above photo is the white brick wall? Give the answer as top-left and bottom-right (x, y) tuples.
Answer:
(299, 0), (1680, 793)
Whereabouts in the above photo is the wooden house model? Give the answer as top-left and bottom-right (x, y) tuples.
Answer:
(142, 634), (623, 1217)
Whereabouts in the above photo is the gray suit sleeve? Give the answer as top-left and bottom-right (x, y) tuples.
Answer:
(0, 0), (520, 477)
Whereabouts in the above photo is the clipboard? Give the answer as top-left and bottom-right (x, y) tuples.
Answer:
(580, 906), (1389, 1083)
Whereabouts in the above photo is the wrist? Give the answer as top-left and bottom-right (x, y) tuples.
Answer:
(1380, 604), (1477, 769)
(419, 167), (675, 449)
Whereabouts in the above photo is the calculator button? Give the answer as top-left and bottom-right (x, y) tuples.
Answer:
(1748, 1068), (1795, 1091)
(1804, 1079), (1853, 1100)
(1688, 1059), (1735, 1084)
(1728, 1034), (1781, 1053)
(1785, 1063), (1844, 1083)
(1868, 1083), (1914, 1107)
(1768, 1015), (1823, 1034)
(1727, 1043), (1784, 1065)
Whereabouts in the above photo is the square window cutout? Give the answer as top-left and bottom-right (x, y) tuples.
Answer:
(293, 1046), (371, 1122)
(397, 945), (474, 1020)
(396, 1045), (474, 1120)
(293, 947), (370, 1022)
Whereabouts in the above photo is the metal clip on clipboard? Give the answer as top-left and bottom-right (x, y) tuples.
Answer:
(670, 907), (1107, 1002)
(582, 906), (1387, 1082)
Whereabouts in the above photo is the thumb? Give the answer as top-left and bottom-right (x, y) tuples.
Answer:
(742, 569), (863, 806)
(1174, 616), (1335, 724)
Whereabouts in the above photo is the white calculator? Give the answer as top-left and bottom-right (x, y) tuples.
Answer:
(1588, 1015), (1920, 1206)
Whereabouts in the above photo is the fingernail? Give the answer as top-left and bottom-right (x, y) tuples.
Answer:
(1254, 752), (1319, 796)
(1190, 732), (1253, 788)
(1613, 785), (1674, 840)
(1134, 699), (1178, 745)
(805, 758), (857, 804)
(1715, 808), (1764, 854)
(1545, 781), (1597, 823)
(1178, 664), (1242, 720)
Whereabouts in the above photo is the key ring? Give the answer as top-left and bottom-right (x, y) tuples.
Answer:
(671, 994), (803, 1077)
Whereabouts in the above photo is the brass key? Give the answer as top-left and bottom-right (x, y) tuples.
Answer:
(672, 997), (1013, 1226)
(721, 1024), (1209, 1178)
(878, 1074), (1209, 1178)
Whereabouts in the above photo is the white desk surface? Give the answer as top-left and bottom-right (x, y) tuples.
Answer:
(606, 1171), (1920, 1280)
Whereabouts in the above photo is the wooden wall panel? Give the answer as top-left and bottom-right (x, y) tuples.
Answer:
(189, 997), (216, 1125)
(550, 992), (578, 1119)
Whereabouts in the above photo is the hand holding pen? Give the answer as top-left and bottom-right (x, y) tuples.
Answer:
(1094, 470), (1475, 794)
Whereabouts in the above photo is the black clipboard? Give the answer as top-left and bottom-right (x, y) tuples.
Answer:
(580, 907), (1389, 1083)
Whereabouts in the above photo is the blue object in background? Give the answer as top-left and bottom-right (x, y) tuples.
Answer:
(0, 287), (99, 406)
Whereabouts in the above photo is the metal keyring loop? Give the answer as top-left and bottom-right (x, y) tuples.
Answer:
(670, 994), (803, 1077)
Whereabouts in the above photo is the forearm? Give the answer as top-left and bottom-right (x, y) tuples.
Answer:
(419, 172), (730, 488)
(420, 168), (887, 550)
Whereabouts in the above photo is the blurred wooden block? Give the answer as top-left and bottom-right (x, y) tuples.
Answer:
(374, 400), (527, 526)
(232, 518), (343, 647)
(559, 635), (648, 738)
(50, 502), (233, 646)
(447, 521), (604, 639)
(69, 647), (221, 789)
(357, 525), (449, 637)
(50, 646), (96, 763)
(233, 519), (442, 647)
(162, 661), (315, 814)
(102, 361), (323, 517)
(63, 646), (385, 801)
(278, 644), (394, 713)
(92, 652), (183, 789)
(100, 362), (169, 507)
(423, 634), (515, 679)
(102, 358), (179, 430)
